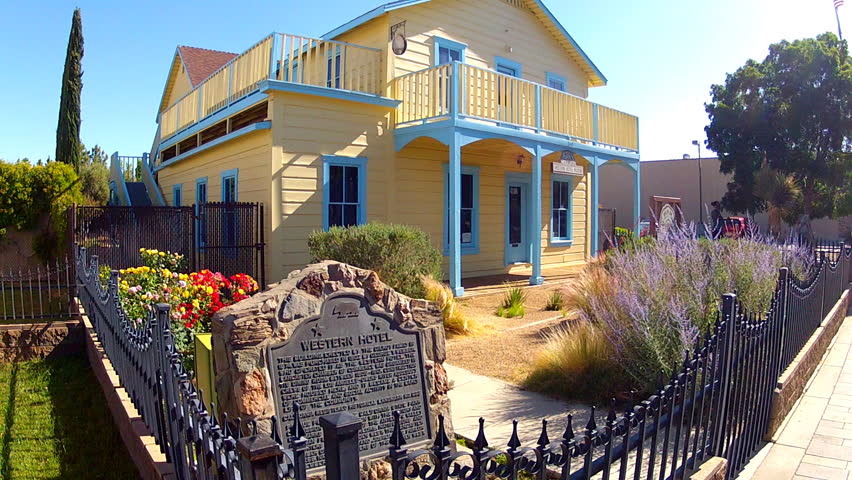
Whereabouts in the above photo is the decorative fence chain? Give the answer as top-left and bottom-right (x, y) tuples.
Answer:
(75, 242), (851, 480)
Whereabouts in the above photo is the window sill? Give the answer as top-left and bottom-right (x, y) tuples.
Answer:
(443, 246), (480, 256)
(550, 239), (574, 247)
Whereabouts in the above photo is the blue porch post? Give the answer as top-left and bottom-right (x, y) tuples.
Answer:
(530, 145), (544, 285)
(590, 158), (600, 257)
(448, 131), (463, 296)
(633, 163), (641, 237)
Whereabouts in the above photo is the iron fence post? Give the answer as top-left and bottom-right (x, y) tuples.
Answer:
(320, 412), (363, 480)
(819, 251), (828, 321)
(237, 433), (285, 480)
(712, 293), (737, 458)
(777, 267), (790, 377)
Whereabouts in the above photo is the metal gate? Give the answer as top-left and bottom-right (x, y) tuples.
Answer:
(74, 203), (265, 287)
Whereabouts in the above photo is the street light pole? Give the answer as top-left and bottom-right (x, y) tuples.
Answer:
(692, 140), (703, 226)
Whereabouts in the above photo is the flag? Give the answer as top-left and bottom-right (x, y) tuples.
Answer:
(836, 0), (845, 9)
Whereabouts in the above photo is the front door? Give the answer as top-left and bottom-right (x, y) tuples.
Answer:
(505, 178), (530, 264)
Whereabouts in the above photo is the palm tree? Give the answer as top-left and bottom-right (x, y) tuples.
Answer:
(754, 165), (801, 238)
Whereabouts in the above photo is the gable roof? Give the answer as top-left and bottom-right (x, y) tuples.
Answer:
(157, 46), (238, 115)
(321, 0), (607, 87)
(178, 46), (238, 86)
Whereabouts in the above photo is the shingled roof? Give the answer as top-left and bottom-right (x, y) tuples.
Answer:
(177, 46), (238, 87)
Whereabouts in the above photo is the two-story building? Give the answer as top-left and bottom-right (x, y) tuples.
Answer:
(124, 0), (641, 296)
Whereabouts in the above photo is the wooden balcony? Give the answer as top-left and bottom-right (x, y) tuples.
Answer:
(159, 33), (383, 140)
(392, 62), (639, 152)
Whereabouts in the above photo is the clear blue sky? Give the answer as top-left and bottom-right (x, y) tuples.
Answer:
(0, 0), (848, 162)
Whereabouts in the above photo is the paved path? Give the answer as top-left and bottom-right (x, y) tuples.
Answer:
(445, 363), (599, 447)
(743, 316), (852, 480)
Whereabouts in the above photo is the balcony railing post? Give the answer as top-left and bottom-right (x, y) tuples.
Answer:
(451, 61), (460, 119)
(269, 33), (282, 80)
(592, 103), (600, 144)
(227, 64), (234, 106)
(535, 84), (542, 133)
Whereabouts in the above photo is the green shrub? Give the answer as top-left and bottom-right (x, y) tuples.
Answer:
(524, 320), (626, 402)
(544, 290), (565, 311)
(497, 285), (526, 318)
(307, 223), (442, 299)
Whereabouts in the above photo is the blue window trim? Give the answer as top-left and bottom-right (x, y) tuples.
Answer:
(173, 184), (182, 206)
(195, 177), (208, 248)
(442, 164), (480, 256)
(220, 169), (239, 202)
(322, 155), (368, 231)
(546, 72), (567, 91)
(550, 173), (574, 246)
(433, 36), (467, 66)
(495, 56), (523, 77)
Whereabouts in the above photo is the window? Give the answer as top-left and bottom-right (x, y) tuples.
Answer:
(443, 165), (480, 254)
(326, 48), (341, 89)
(551, 176), (574, 244)
(220, 169), (239, 255)
(495, 57), (522, 78)
(196, 177), (208, 248)
(221, 169), (238, 203)
(547, 72), (567, 92)
(173, 184), (182, 206)
(323, 156), (367, 230)
(433, 36), (466, 66)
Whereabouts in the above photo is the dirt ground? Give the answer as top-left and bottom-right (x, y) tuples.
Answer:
(446, 284), (575, 385)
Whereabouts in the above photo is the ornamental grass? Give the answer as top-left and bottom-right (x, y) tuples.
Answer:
(421, 276), (479, 336)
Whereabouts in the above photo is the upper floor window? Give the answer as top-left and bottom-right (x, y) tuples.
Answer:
(173, 184), (182, 206)
(547, 72), (567, 92)
(323, 156), (367, 230)
(495, 57), (522, 78)
(434, 36), (467, 66)
(327, 48), (341, 89)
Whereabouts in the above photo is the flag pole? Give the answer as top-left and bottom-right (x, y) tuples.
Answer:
(838, 6), (845, 40)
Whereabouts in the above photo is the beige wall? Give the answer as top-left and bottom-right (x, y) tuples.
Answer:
(386, 0), (591, 97)
(599, 157), (850, 239)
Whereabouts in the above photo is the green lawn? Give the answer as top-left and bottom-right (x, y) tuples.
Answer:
(0, 355), (139, 479)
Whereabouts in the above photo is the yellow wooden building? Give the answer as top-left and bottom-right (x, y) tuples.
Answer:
(123, 0), (641, 295)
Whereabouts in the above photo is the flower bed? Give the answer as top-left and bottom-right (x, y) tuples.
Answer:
(114, 249), (259, 354)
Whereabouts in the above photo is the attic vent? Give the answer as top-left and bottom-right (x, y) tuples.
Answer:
(501, 0), (531, 11)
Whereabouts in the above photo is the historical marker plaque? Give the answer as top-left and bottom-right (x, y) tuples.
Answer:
(268, 292), (431, 470)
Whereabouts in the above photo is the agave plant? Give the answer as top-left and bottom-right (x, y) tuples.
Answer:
(754, 164), (802, 238)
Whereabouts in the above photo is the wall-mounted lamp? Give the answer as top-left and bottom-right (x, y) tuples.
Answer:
(516, 154), (525, 167)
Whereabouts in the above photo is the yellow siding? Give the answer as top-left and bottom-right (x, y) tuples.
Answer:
(394, 138), (588, 279)
(269, 91), (396, 280)
(163, 64), (194, 111)
(387, 0), (591, 97)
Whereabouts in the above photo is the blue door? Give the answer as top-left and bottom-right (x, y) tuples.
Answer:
(505, 178), (530, 264)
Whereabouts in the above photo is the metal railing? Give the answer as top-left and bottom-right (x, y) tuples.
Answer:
(74, 243), (851, 480)
(159, 32), (382, 140)
(0, 259), (75, 322)
(392, 62), (641, 152)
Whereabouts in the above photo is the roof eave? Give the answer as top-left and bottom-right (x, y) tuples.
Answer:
(156, 48), (185, 120)
(321, 0), (431, 40)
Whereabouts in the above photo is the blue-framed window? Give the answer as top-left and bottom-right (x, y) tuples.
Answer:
(173, 184), (182, 206)
(495, 56), (523, 77)
(443, 164), (480, 255)
(551, 175), (574, 244)
(327, 47), (341, 89)
(546, 72), (567, 92)
(323, 156), (367, 230)
(221, 169), (239, 255)
(434, 36), (467, 66)
(196, 177), (208, 248)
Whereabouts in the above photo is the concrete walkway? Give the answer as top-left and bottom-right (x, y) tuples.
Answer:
(743, 316), (852, 480)
(445, 363), (599, 447)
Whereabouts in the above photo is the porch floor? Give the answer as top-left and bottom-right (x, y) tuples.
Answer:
(461, 264), (584, 297)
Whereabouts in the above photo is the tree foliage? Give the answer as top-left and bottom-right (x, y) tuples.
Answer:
(705, 33), (852, 220)
(0, 160), (83, 231)
(56, 8), (84, 171)
(78, 144), (110, 205)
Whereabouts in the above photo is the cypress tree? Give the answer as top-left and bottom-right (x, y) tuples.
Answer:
(56, 8), (84, 171)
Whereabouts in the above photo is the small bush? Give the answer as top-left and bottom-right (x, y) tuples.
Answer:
(523, 320), (626, 401)
(421, 276), (478, 336)
(497, 285), (526, 318)
(308, 223), (442, 299)
(544, 290), (565, 311)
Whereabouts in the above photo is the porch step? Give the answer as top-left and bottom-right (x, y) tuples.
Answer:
(460, 266), (581, 298)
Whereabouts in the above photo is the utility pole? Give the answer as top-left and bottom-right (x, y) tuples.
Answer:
(692, 140), (704, 226)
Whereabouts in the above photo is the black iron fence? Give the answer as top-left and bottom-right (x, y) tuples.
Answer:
(74, 203), (265, 288)
(75, 244), (851, 480)
(0, 259), (76, 323)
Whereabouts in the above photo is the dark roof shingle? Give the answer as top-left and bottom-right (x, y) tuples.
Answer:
(177, 46), (238, 86)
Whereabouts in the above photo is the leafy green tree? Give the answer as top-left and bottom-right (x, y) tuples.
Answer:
(55, 8), (84, 171)
(705, 33), (852, 221)
(78, 144), (110, 204)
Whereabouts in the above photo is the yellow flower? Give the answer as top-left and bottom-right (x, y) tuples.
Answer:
(183, 291), (190, 298)
(163, 269), (171, 277)
(139, 248), (145, 253)
(192, 299), (200, 308)
(206, 286), (214, 295)
(159, 251), (166, 257)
